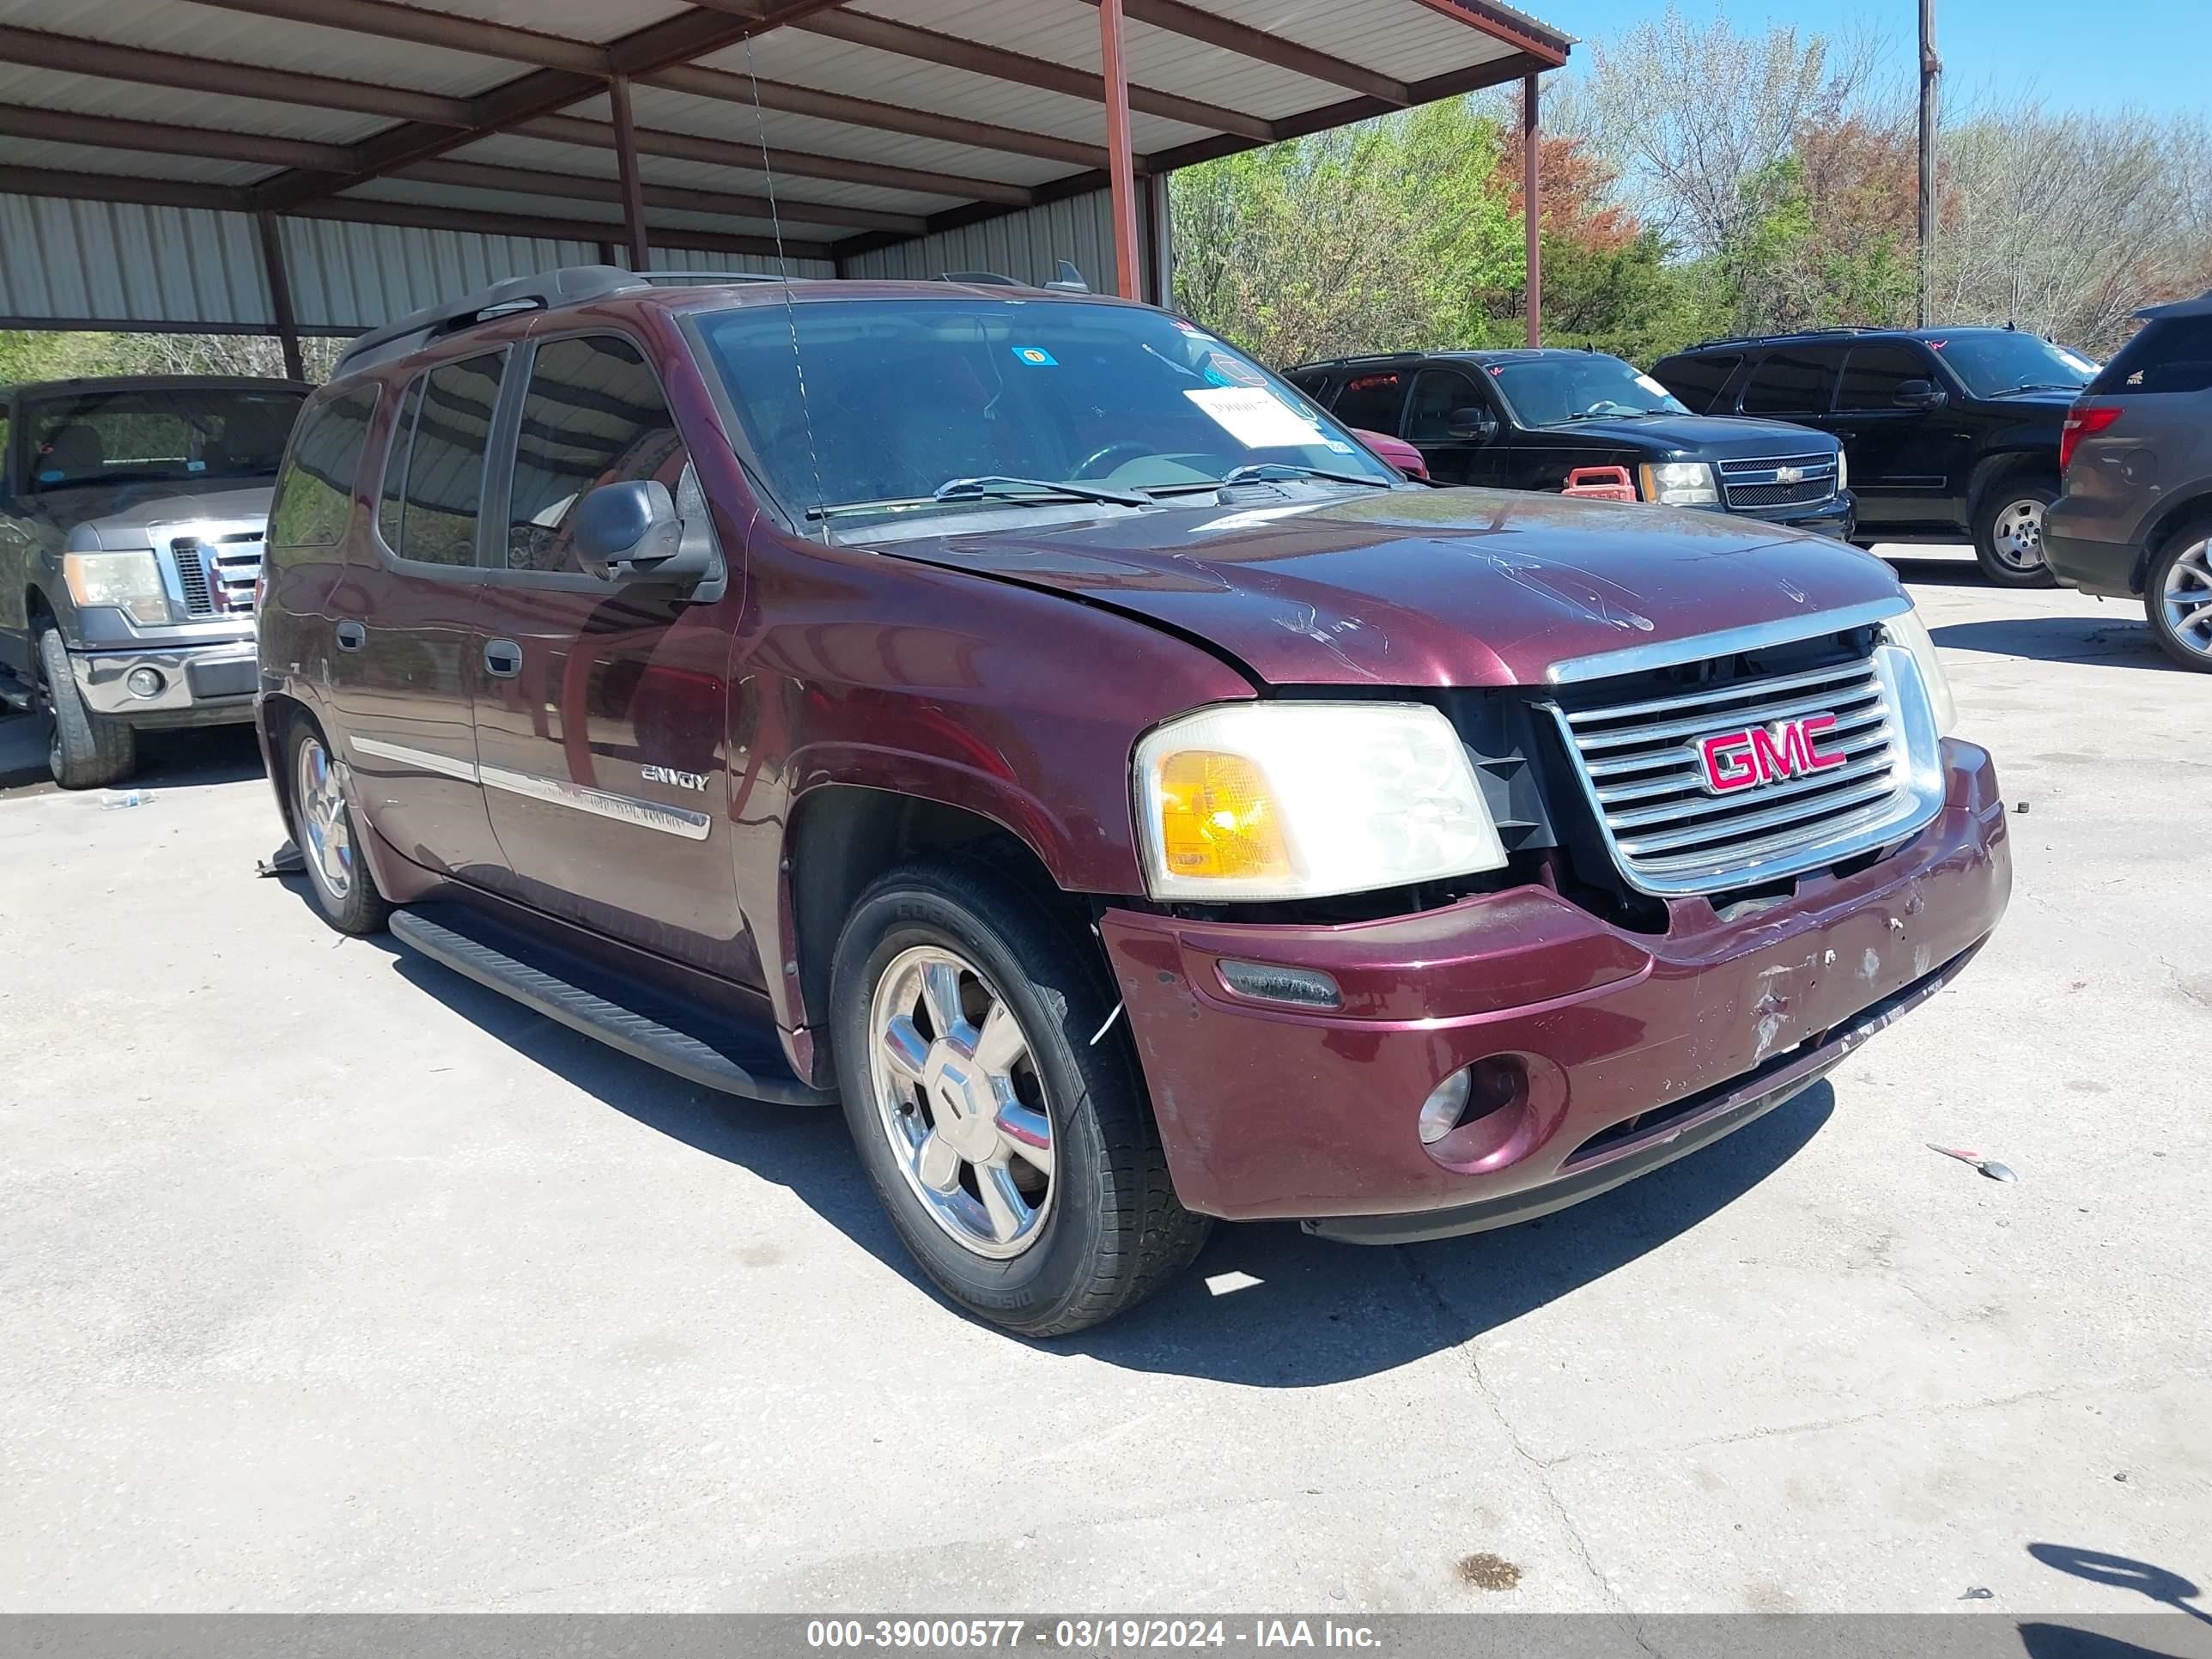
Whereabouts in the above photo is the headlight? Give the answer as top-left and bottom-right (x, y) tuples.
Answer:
(1834, 447), (1849, 492)
(1883, 608), (1957, 736)
(63, 551), (169, 627)
(1133, 702), (1508, 902)
(1637, 461), (1718, 507)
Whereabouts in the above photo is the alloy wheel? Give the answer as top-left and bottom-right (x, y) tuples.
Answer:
(866, 945), (1055, 1261)
(295, 735), (354, 899)
(1989, 498), (2048, 571)
(2160, 537), (2212, 659)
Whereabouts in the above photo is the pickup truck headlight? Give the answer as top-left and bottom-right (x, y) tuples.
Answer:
(1134, 702), (1508, 902)
(63, 551), (170, 627)
(1883, 608), (1958, 736)
(1835, 448), (1849, 492)
(1637, 461), (1718, 507)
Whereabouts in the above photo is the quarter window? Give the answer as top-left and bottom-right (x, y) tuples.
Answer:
(1741, 349), (1843, 415)
(1836, 344), (1931, 411)
(379, 354), (503, 568)
(270, 386), (377, 549)
(505, 335), (686, 575)
(2094, 315), (2212, 396)
(1653, 353), (1739, 413)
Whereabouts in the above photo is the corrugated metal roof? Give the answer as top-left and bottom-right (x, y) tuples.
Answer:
(0, 194), (270, 325)
(1194, 0), (1520, 85)
(0, 65), (395, 145)
(448, 131), (967, 216)
(0, 140), (269, 188)
(344, 175), (793, 242)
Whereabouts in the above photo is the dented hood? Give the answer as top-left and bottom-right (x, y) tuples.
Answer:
(866, 487), (1907, 688)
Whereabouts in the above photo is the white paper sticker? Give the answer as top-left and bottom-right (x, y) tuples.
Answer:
(1184, 386), (1326, 450)
(1635, 372), (1673, 398)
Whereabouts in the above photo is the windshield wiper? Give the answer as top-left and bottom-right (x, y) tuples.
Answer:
(1992, 381), (2081, 395)
(808, 476), (1147, 520)
(1143, 462), (1392, 496)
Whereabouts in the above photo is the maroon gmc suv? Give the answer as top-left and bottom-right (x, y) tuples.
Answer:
(258, 266), (2011, 1334)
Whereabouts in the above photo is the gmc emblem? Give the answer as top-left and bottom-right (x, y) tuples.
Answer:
(1697, 714), (1848, 794)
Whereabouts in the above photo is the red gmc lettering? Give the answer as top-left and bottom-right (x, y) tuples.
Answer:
(1698, 714), (1847, 793)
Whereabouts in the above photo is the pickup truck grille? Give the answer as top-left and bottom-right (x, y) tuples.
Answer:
(167, 531), (264, 617)
(1551, 642), (1932, 896)
(1718, 452), (1837, 512)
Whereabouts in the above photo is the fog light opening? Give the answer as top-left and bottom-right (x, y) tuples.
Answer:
(1216, 958), (1342, 1010)
(1418, 1055), (1531, 1147)
(125, 667), (165, 699)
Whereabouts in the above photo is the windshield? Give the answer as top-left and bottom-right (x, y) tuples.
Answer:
(1928, 332), (2093, 397)
(1488, 353), (1688, 428)
(690, 298), (1395, 526)
(22, 387), (306, 494)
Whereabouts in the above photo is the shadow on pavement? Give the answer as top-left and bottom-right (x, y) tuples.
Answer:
(2027, 1546), (2212, 1626)
(277, 869), (1834, 1380)
(2016, 1625), (2203, 1659)
(0, 711), (265, 797)
(1887, 554), (1992, 588)
(1930, 614), (2171, 667)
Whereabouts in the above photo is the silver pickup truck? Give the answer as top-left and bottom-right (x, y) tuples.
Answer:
(0, 375), (307, 787)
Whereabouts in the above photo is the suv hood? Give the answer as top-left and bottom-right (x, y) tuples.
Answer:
(34, 480), (276, 549)
(866, 486), (1905, 688)
(1547, 413), (1841, 459)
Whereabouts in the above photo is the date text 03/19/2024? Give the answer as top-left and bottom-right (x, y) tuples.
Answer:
(804, 1620), (1385, 1650)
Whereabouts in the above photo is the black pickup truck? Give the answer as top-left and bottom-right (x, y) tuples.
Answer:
(1287, 347), (1856, 539)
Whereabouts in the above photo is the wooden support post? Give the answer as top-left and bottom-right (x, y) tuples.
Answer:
(256, 210), (306, 380)
(1522, 73), (1541, 347)
(1098, 0), (1141, 300)
(609, 73), (650, 273)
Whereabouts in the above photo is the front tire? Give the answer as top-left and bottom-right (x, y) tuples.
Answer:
(2145, 525), (2212, 673)
(35, 625), (135, 790)
(829, 858), (1208, 1335)
(1972, 479), (2061, 586)
(286, 714), (390, 934)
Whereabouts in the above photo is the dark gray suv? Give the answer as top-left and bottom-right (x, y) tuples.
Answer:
(2046, 292), (2212, 671)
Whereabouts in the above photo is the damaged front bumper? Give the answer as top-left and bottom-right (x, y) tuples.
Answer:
(1100, 738), (2011, 1237)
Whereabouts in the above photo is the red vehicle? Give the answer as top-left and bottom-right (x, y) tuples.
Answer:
(258, 268), (2010, 1334)
(1351, 427), (1429, 479)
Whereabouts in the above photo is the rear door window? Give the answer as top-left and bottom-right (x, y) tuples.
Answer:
(270, 386), (378, 550)
(1652, 353), (1739, 413)
(2092, 315), (2212, 396)
(1404, 368), (1489, 444)
(1742, 348), (1844, 415)
(377, 353), (504, 568)
(1836, 343), (1933, 410)
(1332, 370), (1411, 434)
(504, 334), (687, 575)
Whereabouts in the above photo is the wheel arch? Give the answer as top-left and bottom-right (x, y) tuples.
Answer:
(1966, 449), (2059, 519)
(2133, 489), (2212, 593)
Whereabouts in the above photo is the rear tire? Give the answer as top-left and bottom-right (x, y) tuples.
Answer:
(36, 625), (135, 790)
(829, 857), (1209, 1335)
(285, 714), (391, 934)
(2144, 524), (2212, 673)
(1971, 478), (2060, 587)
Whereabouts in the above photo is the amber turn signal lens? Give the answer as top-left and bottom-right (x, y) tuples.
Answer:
(1154, 749), (1292, 883)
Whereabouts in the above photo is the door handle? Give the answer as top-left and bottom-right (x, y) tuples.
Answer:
(483, 639), (523, 678)
(334, 620), (366, 652)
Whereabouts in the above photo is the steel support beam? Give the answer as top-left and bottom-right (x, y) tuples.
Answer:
(1074, 0), (1410, 105)
(1098, 0), (1141, 299)
(256, 210), (307, 380)
(0, 103), (353, 171)
(609, 73), (652, 271)
(398, 158), (927, 235)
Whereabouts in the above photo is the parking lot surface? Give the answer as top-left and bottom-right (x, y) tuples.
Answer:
(2, 562), (2207, 1616)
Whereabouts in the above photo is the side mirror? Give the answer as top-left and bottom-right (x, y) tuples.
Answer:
(573, 478), (714, 584)
(1446, 406), (1499, 441)
(1893, 379), (1948, 410)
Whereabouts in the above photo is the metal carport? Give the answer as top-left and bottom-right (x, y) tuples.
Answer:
(0, 0), (1571, 375)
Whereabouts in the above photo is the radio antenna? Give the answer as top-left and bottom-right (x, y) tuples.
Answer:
(742, 33), (828, 536)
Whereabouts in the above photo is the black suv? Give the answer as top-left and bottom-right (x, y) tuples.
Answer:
(1287, 349), (1853, 538)
(1650, 327), (2098, 586)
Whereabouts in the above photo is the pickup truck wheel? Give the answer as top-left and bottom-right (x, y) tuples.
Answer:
(1972, 481), (2061, 587)
(830, 859), (1209, 1335)
(287, 716), (390, 934)
(35, 625), (135, 790)
(2145, 527), (2212, 672)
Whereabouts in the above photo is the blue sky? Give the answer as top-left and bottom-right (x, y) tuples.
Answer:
(1547, 0), (2209, 119)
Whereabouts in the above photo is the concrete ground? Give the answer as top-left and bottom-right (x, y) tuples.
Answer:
(2, 555), (2207, 1620)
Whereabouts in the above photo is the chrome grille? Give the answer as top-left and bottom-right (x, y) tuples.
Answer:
(1717, 452), (1837, 511)
(167, 531), (264, 617)
(1551, 642), (1942, 896)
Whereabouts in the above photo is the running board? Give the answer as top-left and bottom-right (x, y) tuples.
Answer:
(0, 667), (35, 712)
(389, 907), (834, 1107)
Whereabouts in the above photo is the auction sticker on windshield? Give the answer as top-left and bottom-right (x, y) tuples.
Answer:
(1185, 386), (1328, 449)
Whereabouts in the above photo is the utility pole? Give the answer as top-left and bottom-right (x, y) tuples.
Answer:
(1917, 0), (1940, 326)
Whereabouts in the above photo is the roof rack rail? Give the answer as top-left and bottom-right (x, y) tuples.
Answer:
(1683, 325), (1886, 351)
(333, 264), (808, 375)
(936, 260), (1091, 293)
